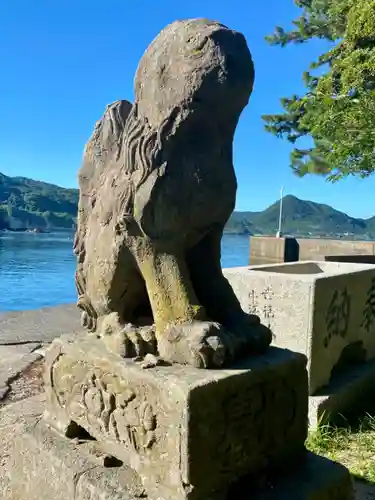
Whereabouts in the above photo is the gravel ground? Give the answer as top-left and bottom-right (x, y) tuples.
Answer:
(0, 393), (46, 499)
(0, 304), (81, 345)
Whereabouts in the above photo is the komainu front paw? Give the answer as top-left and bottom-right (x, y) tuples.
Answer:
(157, 321), (228, 368)
(99, 313), (157, 358)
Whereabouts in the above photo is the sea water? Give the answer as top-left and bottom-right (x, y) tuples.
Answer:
(0, 232), (249, 312)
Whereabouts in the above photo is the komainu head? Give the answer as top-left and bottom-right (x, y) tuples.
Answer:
(134, 18), (254, 129)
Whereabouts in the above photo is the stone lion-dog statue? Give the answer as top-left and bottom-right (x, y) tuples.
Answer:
(73, 18), (272, 368)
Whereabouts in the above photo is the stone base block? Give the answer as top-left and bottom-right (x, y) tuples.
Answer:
(10, 420), (354, 500)
(10, 419), (146, 500)
(247, 452), (353, 500)
(309, 359), (375, 428)
(43, 334), (308, 500)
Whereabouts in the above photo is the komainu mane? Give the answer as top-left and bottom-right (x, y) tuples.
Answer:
(73, 18), (272, 368)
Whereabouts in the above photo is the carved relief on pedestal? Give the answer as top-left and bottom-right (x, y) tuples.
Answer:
(48, 352), (158, 454)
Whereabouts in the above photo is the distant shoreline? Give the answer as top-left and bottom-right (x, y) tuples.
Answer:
(0, 227), (250, 235)
(1, 227), (374, 241)
(0, 227), (74, 234)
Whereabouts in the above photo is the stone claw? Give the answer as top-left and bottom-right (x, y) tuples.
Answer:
(205, 335), (227, 367)
(157, 321), (228, 368)
(98, 313), (157, 358)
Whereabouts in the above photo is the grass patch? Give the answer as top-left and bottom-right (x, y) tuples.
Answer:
(306, 414), (375, 482)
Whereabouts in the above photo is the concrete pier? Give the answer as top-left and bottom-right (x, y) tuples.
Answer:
(249, 236), (375, 265)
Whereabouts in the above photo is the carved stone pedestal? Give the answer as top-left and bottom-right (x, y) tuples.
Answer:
(10, 333), (354, 500)
(40, 334), (309, 500)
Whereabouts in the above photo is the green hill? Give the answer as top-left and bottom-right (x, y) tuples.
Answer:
(226, 195), (373, 238)
(0, 172), (78, 230)
(0, 172), (373, 238)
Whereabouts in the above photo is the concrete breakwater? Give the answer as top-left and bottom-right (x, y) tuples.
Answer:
(249, 236), (375, 265)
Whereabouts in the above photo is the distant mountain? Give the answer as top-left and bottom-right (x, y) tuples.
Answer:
(226, 195), (374, 238)
(0, 172), (373, 238)
(367, 216), (375, 234)
(0, 172), (78, 231)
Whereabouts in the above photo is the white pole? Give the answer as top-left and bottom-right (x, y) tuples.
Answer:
(276, 186), (284, 238)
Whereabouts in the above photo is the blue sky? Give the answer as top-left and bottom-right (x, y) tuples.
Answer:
(1, 0), (374, 219)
